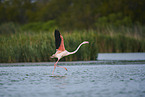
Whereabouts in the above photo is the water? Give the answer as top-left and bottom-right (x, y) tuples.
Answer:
(0, 53), (145, 97)
(98, 53), (145, 60)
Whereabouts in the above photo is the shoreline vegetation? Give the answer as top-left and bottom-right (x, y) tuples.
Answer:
(0, 23), (145, 63)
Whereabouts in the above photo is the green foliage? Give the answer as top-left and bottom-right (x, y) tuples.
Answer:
(95, 13), (132, 28)
(0, 0), (34, 23)
(21, 20), (57, 32)
(0, 0), (145, 30)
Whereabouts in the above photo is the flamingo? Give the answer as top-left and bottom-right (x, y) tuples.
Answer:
(51, 30), (89, 74)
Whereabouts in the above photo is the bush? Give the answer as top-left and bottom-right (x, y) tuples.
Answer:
(95, 12), (132, 28)
(21, 20), (57, 32)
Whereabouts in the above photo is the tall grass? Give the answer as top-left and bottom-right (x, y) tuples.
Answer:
(0, 23), (145, 63)
(0, 31), (97, 63)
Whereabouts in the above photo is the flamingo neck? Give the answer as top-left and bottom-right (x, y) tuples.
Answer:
(68, 42), (86, 55)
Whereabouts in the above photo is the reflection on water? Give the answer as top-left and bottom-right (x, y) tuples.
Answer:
(0, 63), (145, 97)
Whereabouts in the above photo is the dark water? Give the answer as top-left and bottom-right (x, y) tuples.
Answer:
(0, 63), (145, 97)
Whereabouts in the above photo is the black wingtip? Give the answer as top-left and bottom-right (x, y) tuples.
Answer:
(54, 29), (61, 49)
(55, 29), (59, 33)
(55, 29), (60, 37)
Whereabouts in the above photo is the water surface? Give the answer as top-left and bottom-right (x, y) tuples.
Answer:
(98, 53), (145, 60)
(0, 63), (145, 97)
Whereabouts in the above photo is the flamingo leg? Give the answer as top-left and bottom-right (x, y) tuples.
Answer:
(52, 59), (59, 75)
(57, 65), (68, 71)
(52, 59), (68, 74)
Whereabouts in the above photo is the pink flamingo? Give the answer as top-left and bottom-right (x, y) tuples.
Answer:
(51, 30), (89, 74)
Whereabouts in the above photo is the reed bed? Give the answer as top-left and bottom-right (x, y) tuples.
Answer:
(0, 29), (145, 63)
(0, 31), (95, 62)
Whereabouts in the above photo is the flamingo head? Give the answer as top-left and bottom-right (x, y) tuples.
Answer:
(82, 41), (89, 44)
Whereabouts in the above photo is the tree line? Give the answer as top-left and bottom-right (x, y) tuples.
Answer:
(0, 0), (145, 30)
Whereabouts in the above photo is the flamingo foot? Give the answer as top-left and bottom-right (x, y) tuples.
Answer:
(65, 68), (68, 71)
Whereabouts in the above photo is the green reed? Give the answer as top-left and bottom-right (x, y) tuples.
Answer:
(0, 29), (145, 63)
(0, 31), (96, 62)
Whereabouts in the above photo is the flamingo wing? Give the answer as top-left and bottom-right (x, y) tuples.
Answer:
(55, 30), (65, 51)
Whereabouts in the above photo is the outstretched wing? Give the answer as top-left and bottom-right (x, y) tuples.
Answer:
(54, 30), (65, 51)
